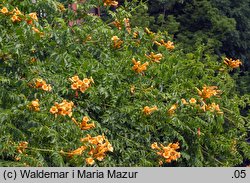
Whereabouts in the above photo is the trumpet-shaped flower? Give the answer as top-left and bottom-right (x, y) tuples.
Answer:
(189, 98), (197, 104)
(12, 8), (22, 16)
(70, 75), (80, 82)
(68, 146), (87, 157)
(143, 106), (158, 115)
(11, 14), (21, 22)
(181, 99), (188, 105)
(168, 103), (178, 116)
(151, 142), (160, 150)
(0, 7), (8, 14)
(29, 12), (38, 21)
(86, 157), (95, 165)
(103, 0), (118, 7)
(132, 58), (149, 73)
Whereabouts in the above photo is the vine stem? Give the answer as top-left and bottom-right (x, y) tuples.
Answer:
(14, 145), (72, 155)
(27, 147), (55, 153)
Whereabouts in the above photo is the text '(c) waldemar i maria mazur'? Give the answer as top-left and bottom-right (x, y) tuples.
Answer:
(19, 169), (139, 179)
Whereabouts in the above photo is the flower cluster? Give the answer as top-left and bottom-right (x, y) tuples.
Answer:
(10, 8), (23, 23)
(195, 85), (221, 100)
(65, 134), (113, 165)
(34, 79), (52, 91)
(28, 99), (40, 112)
(69, 75), (94, 93)
(0, 7), (38, 24)
(143, 106), (158, 115)
(151, 142), (181, 164)
(181, 96), (223, 115)
(111, 36), (123, 48)
(145, 52), (163, 63)
(103, 0), (118, 7)
(201, 102), (223, 114)
(50, 100), (74, 117)
(132, 58), (149, 73)
(17, 141), (28, 154)
(154, 40), (175, 50)
(0, 6), (43, 36)
(81, 134), (113, 165)
(224, 58), (242, 69)
(72, 116), (95, 130)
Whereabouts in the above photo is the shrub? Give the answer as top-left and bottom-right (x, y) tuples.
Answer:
(0, 0), (249, 167)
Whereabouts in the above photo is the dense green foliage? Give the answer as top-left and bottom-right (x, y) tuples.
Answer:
(0, 0), (249, 167)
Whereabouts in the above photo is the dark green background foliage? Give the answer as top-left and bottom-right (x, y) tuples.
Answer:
(141, 0), (250, 64)
(0, 0), (249, 167)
